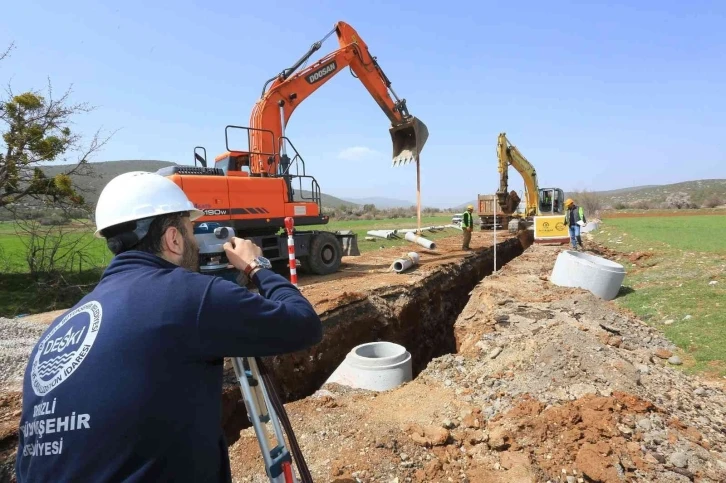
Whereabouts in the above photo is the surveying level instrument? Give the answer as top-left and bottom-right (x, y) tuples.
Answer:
(194, 223), (312, 483)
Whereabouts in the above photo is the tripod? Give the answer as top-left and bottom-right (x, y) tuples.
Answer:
(195, 221), (312, 482)
(231, 357), (311, 482)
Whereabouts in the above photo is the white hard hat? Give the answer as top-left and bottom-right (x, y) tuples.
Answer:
(94, 171), (203, 238)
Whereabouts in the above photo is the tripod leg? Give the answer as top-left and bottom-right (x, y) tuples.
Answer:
(232, 357), (297, 483)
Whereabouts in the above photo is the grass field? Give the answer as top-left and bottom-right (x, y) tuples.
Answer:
(0, 215), (458, 317)
(591, 215), (726, 377)
(0, 221), (110, 273)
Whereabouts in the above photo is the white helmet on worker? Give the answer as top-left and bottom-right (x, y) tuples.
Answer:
(94, 171), (203, 251)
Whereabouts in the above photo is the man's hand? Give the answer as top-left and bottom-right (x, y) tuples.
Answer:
(224, 237), (262, 271)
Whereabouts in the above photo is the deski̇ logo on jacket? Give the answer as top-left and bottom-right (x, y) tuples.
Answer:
(31, 301), (103, 397)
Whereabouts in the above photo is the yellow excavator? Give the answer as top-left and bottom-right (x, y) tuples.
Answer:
(488, 132), (569, 242)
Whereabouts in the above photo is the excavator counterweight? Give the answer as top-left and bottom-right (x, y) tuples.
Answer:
(390, 116), (429, 166)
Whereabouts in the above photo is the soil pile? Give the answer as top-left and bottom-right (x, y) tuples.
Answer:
(228, 245), (726, 482)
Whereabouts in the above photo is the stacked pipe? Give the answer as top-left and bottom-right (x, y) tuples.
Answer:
(366, 230), (399, 239)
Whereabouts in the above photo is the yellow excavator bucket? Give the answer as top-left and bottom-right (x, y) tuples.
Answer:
(389, 116), (429, 166)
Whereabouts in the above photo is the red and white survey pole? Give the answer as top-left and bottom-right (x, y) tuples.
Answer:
(284, 217), (298, 288)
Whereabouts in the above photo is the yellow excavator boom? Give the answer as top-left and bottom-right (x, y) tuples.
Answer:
(496, 132), (540, 217)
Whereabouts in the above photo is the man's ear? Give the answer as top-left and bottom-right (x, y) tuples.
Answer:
(162, 226), (184, 258)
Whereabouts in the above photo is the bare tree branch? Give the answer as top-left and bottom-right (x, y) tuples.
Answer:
(0, 42), (14, 62)
(1, 78), (116, 211)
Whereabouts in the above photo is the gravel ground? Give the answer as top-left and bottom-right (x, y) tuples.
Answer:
(0, 317), (48, 393)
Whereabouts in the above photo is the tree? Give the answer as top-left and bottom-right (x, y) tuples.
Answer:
(569, 189), (603, 216)
(1, 42), (114, 281)
(703, 194), (724, 209)
(664, 192), (694, 209)
(1, 42), (113, 211)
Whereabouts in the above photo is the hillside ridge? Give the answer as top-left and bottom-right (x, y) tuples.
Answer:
(456, 178), (726, 210)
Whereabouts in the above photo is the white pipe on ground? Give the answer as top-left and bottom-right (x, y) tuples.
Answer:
(405, 231), (436, 249)
(367, 230), (397, 239)
(396, 225), (447, 234)
(392, 252), (420, 273)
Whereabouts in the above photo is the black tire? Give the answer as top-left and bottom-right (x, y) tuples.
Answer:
(307, 232), (342, 275)
(298, 257), (312, 274)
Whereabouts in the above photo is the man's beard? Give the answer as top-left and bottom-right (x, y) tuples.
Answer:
(181, 233), (200, 272)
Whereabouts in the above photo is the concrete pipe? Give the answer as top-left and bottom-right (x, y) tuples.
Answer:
(404, 231), (436, 249)
(397, 225), (447, 234)
(392, 252), (420, 273)
(550, 250), (626, 300)
(367, 230), (397, 239)
(581, 221), (600, 233)
(324, 341), (413, 392)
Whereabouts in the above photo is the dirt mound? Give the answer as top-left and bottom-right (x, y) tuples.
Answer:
(480, 391), (720, 482)
(225, 244), (726, 482)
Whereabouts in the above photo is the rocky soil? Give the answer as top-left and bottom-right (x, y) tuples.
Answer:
(3, 232), (725, 482)
(228, 244), (726, 482)
(0, 230), (510, 481)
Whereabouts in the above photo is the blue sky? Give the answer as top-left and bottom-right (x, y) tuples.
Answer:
(1, 0), (724, 207)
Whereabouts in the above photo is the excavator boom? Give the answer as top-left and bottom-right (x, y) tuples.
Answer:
(496, 132), (540, 217)
(246, 21), (428, 175)
(164, 21), (428, 276)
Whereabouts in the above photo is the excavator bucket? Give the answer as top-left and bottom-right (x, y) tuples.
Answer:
(496, 190), (520, 214)
(389, 116), (429, 166)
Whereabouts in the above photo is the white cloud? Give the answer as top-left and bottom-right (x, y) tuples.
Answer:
(337, 146), (381, 161)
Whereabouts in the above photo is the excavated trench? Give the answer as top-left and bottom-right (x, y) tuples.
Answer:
(220, 234), (531, 445)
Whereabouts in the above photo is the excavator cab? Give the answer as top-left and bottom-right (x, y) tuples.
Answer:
(214, 152), (252, 176)
(538, 188), (565, 215)
(389, 116), (429, 166)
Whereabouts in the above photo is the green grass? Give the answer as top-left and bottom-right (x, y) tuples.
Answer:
(0, 216), (459, 316)
(0, 221), (110, 273)
(592, 216), (726, 377)
(307, 215), (456, 253)
(597, 216), (726, 254)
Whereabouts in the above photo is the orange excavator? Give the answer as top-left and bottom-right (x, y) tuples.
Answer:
(159, 21), (428, 275)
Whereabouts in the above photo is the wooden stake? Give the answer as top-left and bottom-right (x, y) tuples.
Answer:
(416, 156), (421, 234)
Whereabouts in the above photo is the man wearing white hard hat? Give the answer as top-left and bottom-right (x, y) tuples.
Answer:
(15, 171), (322, 482)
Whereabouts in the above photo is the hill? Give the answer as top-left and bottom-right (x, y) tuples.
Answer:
(588, 179), (726, 207)
(38, 160), (359, 209)
(292, 190), (359, 209)
(456, 179), (726, 210)
(342, 196), (415, 208)
(40, 160), (176, 204)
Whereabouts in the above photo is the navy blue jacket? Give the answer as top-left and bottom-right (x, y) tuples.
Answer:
(15, 251), (322, 482)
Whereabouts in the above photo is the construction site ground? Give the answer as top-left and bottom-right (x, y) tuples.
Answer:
(227, 241), (726, 483)
(0, 229), (507, 481)
(2, 229), (726, 482)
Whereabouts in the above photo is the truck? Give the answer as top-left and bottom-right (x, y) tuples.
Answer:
(476, 194), (510, 230)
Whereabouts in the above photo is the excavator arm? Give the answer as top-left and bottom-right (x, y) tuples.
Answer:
(247, 21), (428, 175)
(496, 132), (539, 217)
